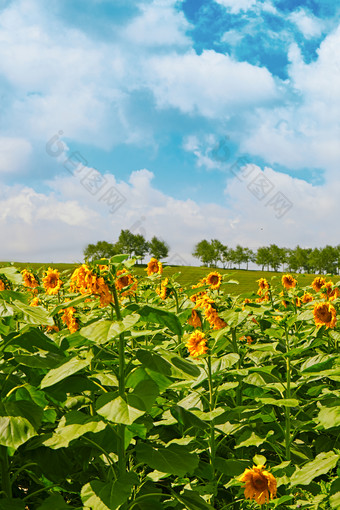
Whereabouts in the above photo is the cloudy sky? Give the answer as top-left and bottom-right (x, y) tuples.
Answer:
(0, 0), (339, 264)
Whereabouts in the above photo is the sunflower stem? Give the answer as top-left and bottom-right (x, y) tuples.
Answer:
(112, 281), (126, 477)
(206, 355), (216, 505)
(284, 326), (291, 461)
(231, 328), (242, 407)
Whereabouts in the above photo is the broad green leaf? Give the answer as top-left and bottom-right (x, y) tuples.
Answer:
(0, 300), (14, 317)
(215, 457), (250, 476)
(136, 442), (199, 477)
(171, 406), (209, 432)
(300, 354), (335, 373)
(8, 327), (61, 354)
(256, 397), (299, 407)
(173, 489), (215, 510)
(138, 305), (182, 336)
(136, 349), (173, 376)
(290, 451), (340, 487)
(130, 380), (159, 412)
(13, 300), (54, 326)
(81, 472), (138, 510)
(96, 395), (144, 424)
(41, 352), (93, 388)
(44, 411), (106, 449)
(80, 314), (139, 345)
(0, 266), (23, 285)
(0, 499), (25, 510)
(329, 492), (340, 509)
(160, 349), (200, 378)
(235, 429), (274, 448)
(49, 294), (90, 316)
(317, 406), (340, 429)
(0, 400), (43, 448)
(37, 495), (71, 510)
(14, 353), (62, 369)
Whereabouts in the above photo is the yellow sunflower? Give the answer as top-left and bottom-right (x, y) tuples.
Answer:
(257, 278), (269, 291)
(30, 297), (39, 307)
(115, 269), (137, 296)
(302, 292), (313, 303)
(311, 276), (326, 292)
(313, 302), (336, 329)
(239, 464), (277, 505)
(42, 268), (63, 295)
(186, 331), (208, 357)
(156, 277), (169, 300)
(145, 258), (163, 276)
(21, 269), (39, 288)
(187, 309), (202, 329)
(206, 271), (222, 290)
(60, 306), (78, 333)
(282, 274), (297, 289)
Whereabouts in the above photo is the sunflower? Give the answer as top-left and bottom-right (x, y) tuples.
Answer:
(115, 269), (137, 296)
(206, 271), (222, 290)
(313, 302), (336, 329)
(187, 309), (202, 329)
(42, 268), (63, 295)
(30, 297), (39, 307)
(240, 335), (253, 345)
(145, 258), (163, 276)
(21, 269), (39, 288)
(156, 278), (169, 300)
(239, 464), (277, 505)
(0, 280), (5, 291)
(311, 276), (326, 292)
(320, 281), (340, 301)
(60, 306), (78, 333)
(282, 274), (297, 289)
(302, 292), (313, 303)
(186, 331), (208, 357)
(257, 278), (269, 291)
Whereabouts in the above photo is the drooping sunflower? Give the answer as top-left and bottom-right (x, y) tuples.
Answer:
(320, 281), (340, 301)
(282, 274), (297, 289)
(257, 278), (269, 291)
(115, 269), (137, 296)
(187, 309), (202, 329)
(156, 277), (169, 300)
(206, 271), (222, 290)
(239, 464), (277, 506)
(311, 276), (326, 292)
(145, 258), (163, 276)
(60, 306), (78, 333)
(185, 331), (208, 357)
(302, 292), (313, 303)
(42, 268), (63, 295)
(313, 302), (336, 329)
(21, 269), (39, 288)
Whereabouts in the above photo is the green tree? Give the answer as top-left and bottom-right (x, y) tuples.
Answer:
(83, 241), (117, 261)
(132, 234), (149, 263)
(256, 246), (271, 271)
(210, 239), (226, 267)
(115, 230), (136, 258)
(192, 240), (215, 267)
(149, 236), (169, 260)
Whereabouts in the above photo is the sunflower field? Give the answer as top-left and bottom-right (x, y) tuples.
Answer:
(0, 256), (339, 509)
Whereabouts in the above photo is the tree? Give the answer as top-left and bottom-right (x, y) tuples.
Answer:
(268, 244), (285, 271)
(132, 234), (149, 263)
(83, 241), (117, 261)
(243, 247), (255, 270)
(115, 230), (136, 258)
(192, 240), (216, 267)
(210, 239), (226, 267)
(149, 236), (169, 260)
(256, 246), (271, 271)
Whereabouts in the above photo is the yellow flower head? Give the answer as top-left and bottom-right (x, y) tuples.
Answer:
(302, 292), (313, 304)
(42, 268), (63, 295)
(145, 258), (163, 276)
(156, 277), (169, 300)
(186, 331), (208, 357)
(282, 274), (297, 289)
(206, 271), (222, 290)
(257, 278), (269, 291)
(320, 281), (340, 301)
(313, 302), (336, 329)
(311, 276), (326, 292)
(21, 269), (39, 288)
(115, 269), (137, 296)
(30, 297), (39, 307)
(60, 306), (78, 333)
(187, 309), (202, 329)
(239, 464), (277, 506)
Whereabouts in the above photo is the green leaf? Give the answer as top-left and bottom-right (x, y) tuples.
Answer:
(0, 400), (42, 448)
(0, 499), (25, 510)
(44, 411), (106, 449)
(215, 457), (250, 476)
(8, 328), (61, 354)
(290, 451), (340, 487)
(256, 397), (299, 407)
(0, 266), (23, 285)
(136, 349), (173, 376)
(80, 314), (139, 345)
(136, 442), (199, 477)
(235, 429), (274, 448)
(40, 352), (93, 388)
(12, 300), (55, 326)
(171, 406), (209, 432)
(160, 349), (201, 378)
(49, 294), (90, 316)
(96, 395), (144, 425)
(130, 380), (160, 412)
(138, 305), (182, 336)
(14, 353), (62, 369)
(329, 492), (340, 509)
(81, 472), (138, 510)
(173, 489), (215, 510)
(317, 406), (340, 429)
(300, 354), (335, 373)
(37, 495), (71, 510)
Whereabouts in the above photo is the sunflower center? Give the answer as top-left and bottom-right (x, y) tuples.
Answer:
(318, 309), (332, 322)
(253, 474), (267, 490)
(50, 276), (58, 287)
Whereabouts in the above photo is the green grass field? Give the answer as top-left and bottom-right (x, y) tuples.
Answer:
(2, 261), (339, 295)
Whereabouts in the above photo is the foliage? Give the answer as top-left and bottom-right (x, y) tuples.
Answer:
(0, 261), (339, 509)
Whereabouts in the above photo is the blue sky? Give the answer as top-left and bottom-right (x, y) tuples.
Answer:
(0, 0), (339, 263)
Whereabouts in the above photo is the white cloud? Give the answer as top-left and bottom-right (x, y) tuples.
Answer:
(289, 8), (324, 39)
(214, 0), (257, 14)
(145, 49), (278, 117)
(221, 29), (244, 46)
(0, 137), (32, 174)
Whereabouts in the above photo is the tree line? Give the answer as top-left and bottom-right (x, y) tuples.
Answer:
(84, 230), (169, 263)
(193, 240), (340, 274)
